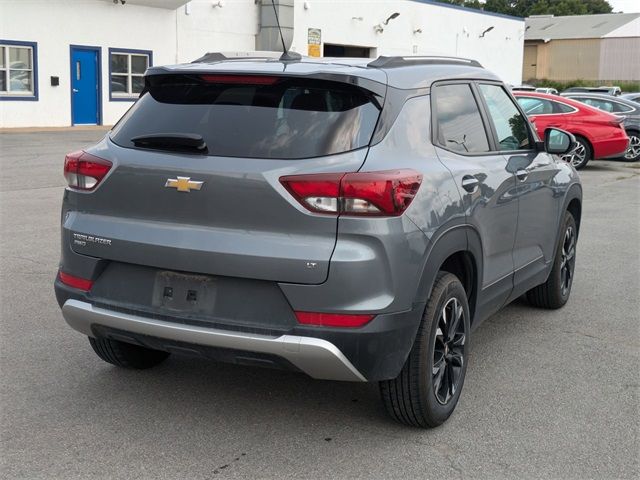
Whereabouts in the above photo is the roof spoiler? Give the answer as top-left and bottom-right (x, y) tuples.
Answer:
(192, 51), (284, 64)
(368, 56), (482, 69)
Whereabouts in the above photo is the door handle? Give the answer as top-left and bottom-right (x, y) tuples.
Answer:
(461, 175), (479, 193)
(516, 169), (529, 182)
(73, 88), (79, 93)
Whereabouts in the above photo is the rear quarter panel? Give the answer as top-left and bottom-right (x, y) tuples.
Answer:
(281, 95), (466, 315)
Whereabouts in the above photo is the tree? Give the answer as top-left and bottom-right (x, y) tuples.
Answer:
(433, 0), (483, 8)
(434, 0), (614, 17)
(527, 0), (588, 16)
(581, 0), (615, 14)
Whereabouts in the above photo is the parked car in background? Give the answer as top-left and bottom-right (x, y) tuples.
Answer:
(562, 92), (640, 161)
(562, 86), (622, 96)
(621, 92), (640, 103)
(514, 91), (629, 169)
(535, 87), (559, 95)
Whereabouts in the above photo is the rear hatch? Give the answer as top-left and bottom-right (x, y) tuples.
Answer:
(64, 67), (384, 284)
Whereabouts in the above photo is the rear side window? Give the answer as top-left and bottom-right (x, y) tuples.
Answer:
(110, 74), (380, 159)
(479, 84), (531, 151)
(556, 102), (575, 113)
(433, 84), (490, 154)
(517, 97), (554, 115)
(517, 96), (575, 115)
(581, 98), (615, 112)
(578, 97), (633, 113)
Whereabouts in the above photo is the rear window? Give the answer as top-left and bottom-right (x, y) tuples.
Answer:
(110, 74), (381, 159)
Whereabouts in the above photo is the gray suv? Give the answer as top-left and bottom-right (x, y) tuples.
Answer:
(55, 55), (582, 428)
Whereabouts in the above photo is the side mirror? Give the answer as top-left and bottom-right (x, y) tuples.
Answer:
(544, 128), (576, 154)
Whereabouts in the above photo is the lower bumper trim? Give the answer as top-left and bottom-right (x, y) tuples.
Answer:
(61, 300), (366, 382)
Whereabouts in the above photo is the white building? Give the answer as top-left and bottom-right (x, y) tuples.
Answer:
(0, 0), (525, 128)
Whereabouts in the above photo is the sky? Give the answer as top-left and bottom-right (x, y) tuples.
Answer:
(607, 0), (640, 13)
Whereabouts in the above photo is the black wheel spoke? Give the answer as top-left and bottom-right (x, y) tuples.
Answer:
(449, 351), (463, 368)
(433, 363), (445, 395)
(447, 299), (462, 342)
(433, 352), (445, 375)
(446, 362), (455, 400)
(452, 332), (465, 347)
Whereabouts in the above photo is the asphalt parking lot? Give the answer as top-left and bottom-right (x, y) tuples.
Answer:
(1, 129), (638, 479)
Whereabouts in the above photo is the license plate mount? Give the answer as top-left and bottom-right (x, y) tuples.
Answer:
(152, 271), (216, 315)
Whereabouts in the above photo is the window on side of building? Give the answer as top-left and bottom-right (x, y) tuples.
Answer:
(109, 49), (152, 101)
(0, 41), (37, 100)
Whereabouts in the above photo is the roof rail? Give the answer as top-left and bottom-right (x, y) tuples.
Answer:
(192, 51), (283, 64)
(368, 56), (483, 69)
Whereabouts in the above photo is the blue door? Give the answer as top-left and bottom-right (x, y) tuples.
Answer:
(71, 48), (100, 125)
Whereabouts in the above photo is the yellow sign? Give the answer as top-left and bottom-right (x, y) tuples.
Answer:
(308, 28), (321, 57)
(308, 44), (321, 57)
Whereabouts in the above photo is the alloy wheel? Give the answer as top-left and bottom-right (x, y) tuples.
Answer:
(432, 297), (466, 405)
(624, 135), (640, 160)
(560, 225), (576, 297)
(562, 143), (586, 167)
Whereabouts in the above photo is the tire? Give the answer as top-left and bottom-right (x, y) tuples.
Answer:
(561, 136), (591, 170)
(526, 211), (577, 309)
(380, 272), (470, 428)
(623, 130), (640, 162)
(89, 336), (170, 369)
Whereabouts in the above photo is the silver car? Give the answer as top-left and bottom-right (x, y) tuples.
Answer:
(55, 54), (582, 427)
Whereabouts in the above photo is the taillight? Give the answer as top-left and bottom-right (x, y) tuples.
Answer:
(294, 311), (375, 328)
(64, 151), (112, 190)
(280, 169), (422, 217)
(607, 117), (625, 128)
(58, 271), (93, 291)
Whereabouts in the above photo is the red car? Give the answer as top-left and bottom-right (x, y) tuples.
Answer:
(514, 91), (629, 169)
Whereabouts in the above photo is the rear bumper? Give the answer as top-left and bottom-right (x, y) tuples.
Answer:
(55, 262), (426, 382)
(62, 299), (366, 382)
(593, 135), (629, 159)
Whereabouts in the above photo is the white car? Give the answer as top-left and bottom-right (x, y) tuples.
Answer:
(535, 87), (559, 95)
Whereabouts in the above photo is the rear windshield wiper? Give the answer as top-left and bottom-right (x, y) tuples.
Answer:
(131, 133), (208, 154)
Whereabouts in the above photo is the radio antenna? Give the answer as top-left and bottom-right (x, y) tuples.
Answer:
(270, 0), (301, 62)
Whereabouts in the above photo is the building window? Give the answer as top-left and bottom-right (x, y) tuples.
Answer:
(0, 40), (38, 101)
(109, 48), (152, 101)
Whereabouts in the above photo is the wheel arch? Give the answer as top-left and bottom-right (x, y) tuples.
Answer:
(415, 224), (483, 325)
(563, 184), (583, 234)
(571, 133), (593, 157)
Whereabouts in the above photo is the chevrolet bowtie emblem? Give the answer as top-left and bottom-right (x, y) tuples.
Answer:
(165, 176), (204, 192)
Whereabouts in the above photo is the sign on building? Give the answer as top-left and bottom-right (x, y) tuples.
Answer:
(308, 28), (321, 57)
